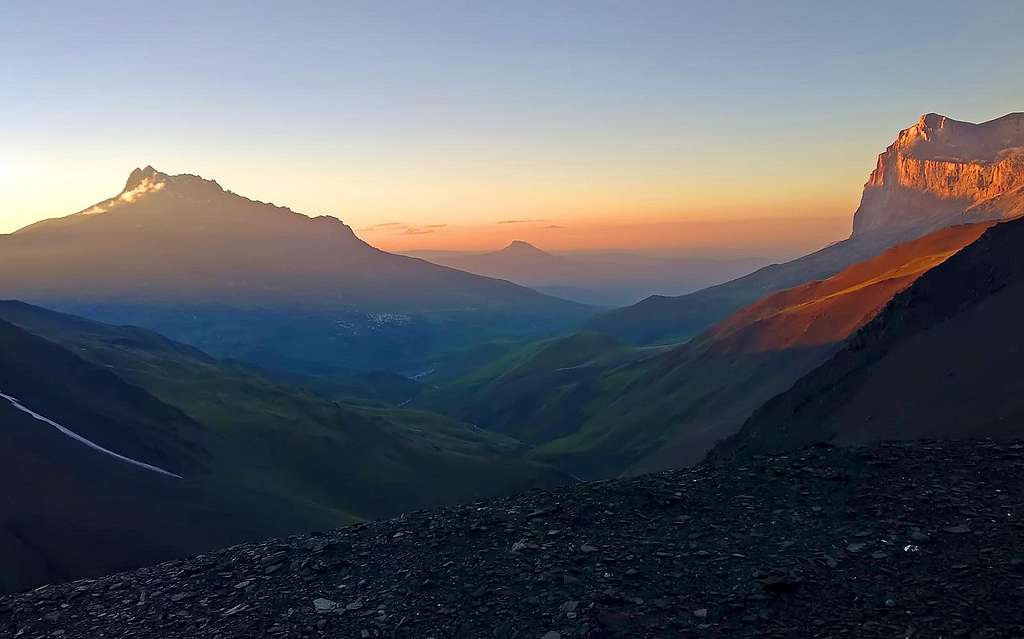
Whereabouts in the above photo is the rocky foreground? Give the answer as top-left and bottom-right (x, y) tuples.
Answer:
(4, 440), (1024, 638)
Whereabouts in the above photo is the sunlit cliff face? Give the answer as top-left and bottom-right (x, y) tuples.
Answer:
(853, 113), (1024, 237)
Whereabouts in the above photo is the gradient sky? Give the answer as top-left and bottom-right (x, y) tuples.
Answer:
(2, 1), (1022, 253)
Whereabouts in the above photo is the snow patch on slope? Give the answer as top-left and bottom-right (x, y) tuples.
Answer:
(81, 175), (166, 216)
(0, 389), (182, 479)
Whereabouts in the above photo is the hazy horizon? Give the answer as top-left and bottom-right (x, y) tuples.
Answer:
(3, 1), (1022, 254)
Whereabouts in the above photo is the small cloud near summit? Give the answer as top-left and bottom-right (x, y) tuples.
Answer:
(357, 222), (404, 232)
(498, 218), (551, 225)
(358, 222), (448, 235)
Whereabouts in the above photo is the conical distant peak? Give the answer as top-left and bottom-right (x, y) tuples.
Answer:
(502, 240), (546, 254)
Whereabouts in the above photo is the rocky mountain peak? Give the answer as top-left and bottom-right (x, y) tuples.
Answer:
(123, 165), (164, 192)
(892, 112), (1024, 163)
(70, 167), (236, 218)
(0, 166), (363, 250)
(123, 166), (225, 197)
(851, 112), (1024, 239)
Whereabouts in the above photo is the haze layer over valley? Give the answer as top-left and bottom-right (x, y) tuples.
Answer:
(406, 241), (771, 307)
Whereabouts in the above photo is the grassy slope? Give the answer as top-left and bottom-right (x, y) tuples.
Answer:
(283, 370), (425, 406)
(0, 302), (566, 522)
(418, 333), (668, 460)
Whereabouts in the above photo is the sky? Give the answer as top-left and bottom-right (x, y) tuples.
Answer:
(2, 0), (1022, 254)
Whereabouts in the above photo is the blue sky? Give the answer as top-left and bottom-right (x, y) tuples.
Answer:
(2, 1), (1021, 250)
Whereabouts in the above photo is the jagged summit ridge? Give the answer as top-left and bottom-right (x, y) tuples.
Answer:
(852, 112), (1024, 238)
(895, 112), (1024, 163)
(51, 166), (365, 240)
(123, 165), (224, 192)
(124, 165), (165, 191)
(76, 166), (228, 217)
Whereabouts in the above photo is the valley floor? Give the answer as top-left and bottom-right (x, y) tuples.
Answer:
(3, 439), (1023, 638)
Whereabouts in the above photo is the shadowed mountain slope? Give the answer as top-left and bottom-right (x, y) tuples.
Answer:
(0, 168), (590, 373)
(0, 301), (568, 518)
(0, 302), (570, 593)
(721, 215), (1024, 459)
(0, 318), (338, 594)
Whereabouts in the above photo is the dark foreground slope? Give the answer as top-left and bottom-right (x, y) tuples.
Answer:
(724, 215), (1024, 459)
(4, 439), (1023, 638)
(0, 399), (316, 596)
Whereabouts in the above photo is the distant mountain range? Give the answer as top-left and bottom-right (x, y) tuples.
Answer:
(589, 113), (1024, 345)
(0, 167), (591, 374)
(406, 241), (769, 306)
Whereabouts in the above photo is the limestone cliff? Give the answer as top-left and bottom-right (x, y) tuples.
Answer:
(852, 112), (1024, 237)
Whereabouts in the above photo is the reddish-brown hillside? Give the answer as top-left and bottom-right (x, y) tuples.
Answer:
(704, 222), (995, 354)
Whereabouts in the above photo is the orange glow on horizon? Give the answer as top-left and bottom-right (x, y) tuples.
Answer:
(362, 215), (852, 257)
